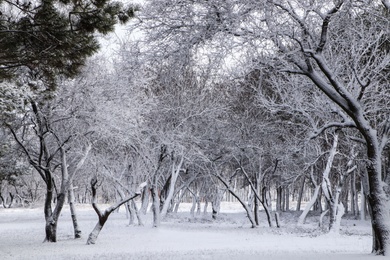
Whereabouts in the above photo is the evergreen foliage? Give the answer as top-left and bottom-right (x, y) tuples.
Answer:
(0, 0), (136, 91)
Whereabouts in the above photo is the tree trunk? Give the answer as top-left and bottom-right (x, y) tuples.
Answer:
(276, 186), (282, 212)
(320, 133), (339, 231)
(285, 187), (290, 211)
(127, 201), (135, 225)
(363, 128), (390, 255)
(275, 212), (280, 228)
(44, 170), (57, 242)
(173, 189), (185, 213)
(151, 185), (160, 227)
(68, 183), (82, 239)
(261, 188), (273, 227)
(216, 175), (256, 228)
(366, 169), (390, 255)
(87, 217), (108, 245)
(296, 176), (305, 211)
(351, 173), (356, 216)
(140, 183), (149, 215)
(203, 200), (208, 215)
(196, 195), (201, 215)
(361, 180), (367, 221)
(298, 185), (320, 225)
(45, 216), (58, 243)
(254, 194), (259, 226)
(190, 192), (196, 218)
(319, 209), (329, 228)
(160, 155), (184, 218)
(211, 194), (221, 220)
(132, 200), (143, 226)
(86, 179), (144, 245)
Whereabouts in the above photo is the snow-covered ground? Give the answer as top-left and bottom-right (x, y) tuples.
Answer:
(0, 202), (375, 259)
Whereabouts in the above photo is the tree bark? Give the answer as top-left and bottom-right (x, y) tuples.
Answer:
(132, 200), (144, 226)
(151, 185), (161, 227)
(285, 187), (290, 211)
(276, 186), (282, 212)
(160, 155), (184, 218)
(296, 176), (305, 211)
(140, 183), (149, 215)
(68, 183), (82, 238)
(320, 133), (339, 231)
(86, 179), (145, 245)
(298, 185), (320, 225)
(211, 192), (221, 220)
(216, 175), (256, 228)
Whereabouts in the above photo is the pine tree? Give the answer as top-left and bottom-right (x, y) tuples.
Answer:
(0, 0), (136, 92)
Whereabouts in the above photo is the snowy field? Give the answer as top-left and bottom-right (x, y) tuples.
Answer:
(0, 202), (376, 260)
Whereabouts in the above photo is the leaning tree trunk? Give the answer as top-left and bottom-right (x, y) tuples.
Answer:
(298, 185), (320, 225)
(86, 179), (146, 245)
(239, 166), (273, 227)
(216, 175), (256, 228)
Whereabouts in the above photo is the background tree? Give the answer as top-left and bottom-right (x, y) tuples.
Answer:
(135, 0), (390, 254)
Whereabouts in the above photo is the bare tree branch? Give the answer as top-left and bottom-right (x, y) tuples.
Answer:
(316, 1), (344, 53)
(309, 120), (356, 139)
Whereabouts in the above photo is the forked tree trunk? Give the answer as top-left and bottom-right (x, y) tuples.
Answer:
(44, 186), (67, 242)
(86, 179), (145, 245)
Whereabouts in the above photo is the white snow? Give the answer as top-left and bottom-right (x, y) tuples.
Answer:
(0, 202), (375, 259)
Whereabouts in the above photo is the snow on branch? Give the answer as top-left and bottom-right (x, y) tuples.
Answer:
(309, 120), (356, 140)
(87, 180), (146, 245)
(316, 1), (344, 54)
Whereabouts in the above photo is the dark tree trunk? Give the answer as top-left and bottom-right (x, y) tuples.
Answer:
(211, 188), (224, 220)
(285, 187), (290, 211)
(216, 175), (256, 228)
(86, 178), (143, 245)
(361, 131), (390, 255)
(276, 186), (282, 212)
(45, 216), (58, 242)
(261, 187), (273, 227)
